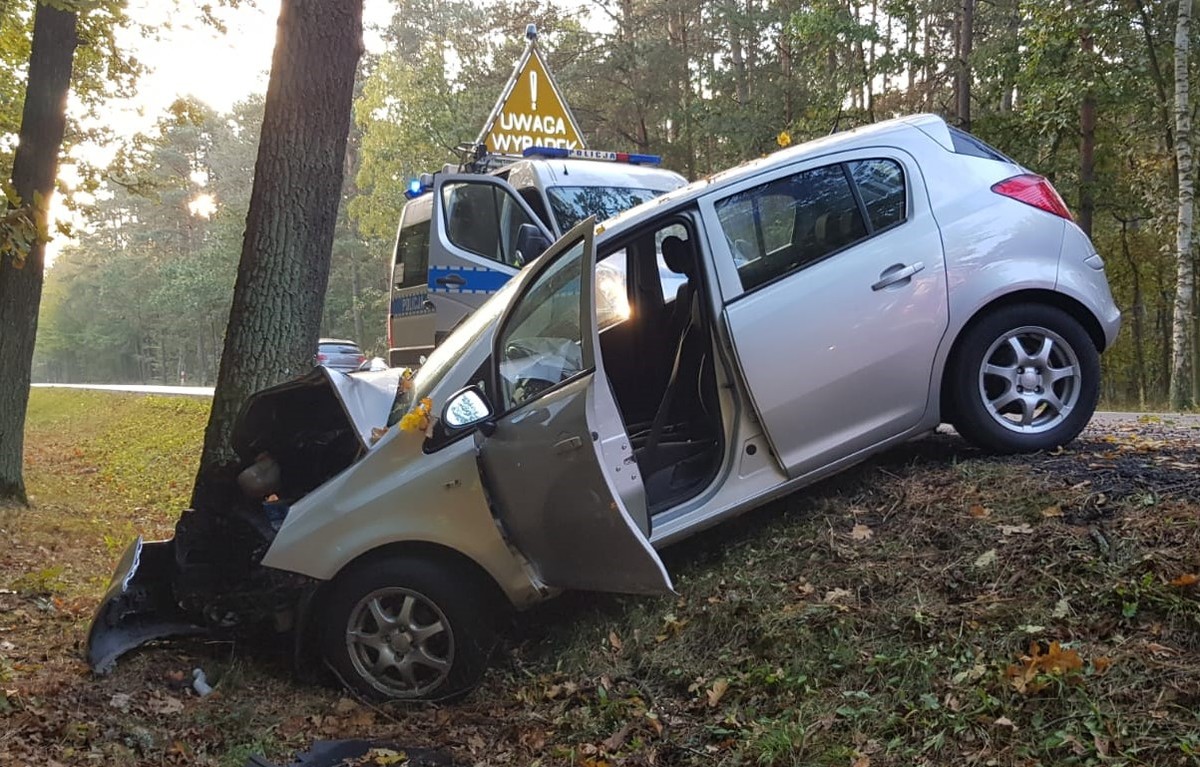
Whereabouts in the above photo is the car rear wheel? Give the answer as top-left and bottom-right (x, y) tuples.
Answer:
(320, 556), (494, 702)
(949, 303), (1099, 454)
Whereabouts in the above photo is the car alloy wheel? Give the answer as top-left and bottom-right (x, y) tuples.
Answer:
(977, 325), (1082, 434)
(344, 586), (454, 699)
(949, 303), (1099, 454)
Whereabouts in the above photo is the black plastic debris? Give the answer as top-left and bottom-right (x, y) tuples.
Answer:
(243, 740), (458, 767)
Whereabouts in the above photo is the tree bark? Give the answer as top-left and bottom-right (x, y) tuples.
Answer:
(0, 3), (79, 505)
(956, 0), (973, 130)
(1078, 28), (1096, 238)
(191, 0), (364, 511)
(1168, 0), (1194, 410)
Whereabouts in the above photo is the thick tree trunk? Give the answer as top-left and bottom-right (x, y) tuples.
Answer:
(0, 3), (78, 505)
(191, 0), (363, 510)
(1168, 0), (1194, 410)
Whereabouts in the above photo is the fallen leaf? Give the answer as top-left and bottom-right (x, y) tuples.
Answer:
(1041, 505), (1064, 518)
(823, 587), (854, 604)
(969, 504), (991, 518)
(851, 757), (871, 767)
(794, 580), (815, 597)
(645, 711), (663, 736)
(994, 716), (1017, 730)
(1169, 573), (1199, 587)
(850, 524), (873, 541)
(147, 693), (184, 715)
(603, 722), (632, 752)
(608, 631), (623, 652)
(706, 678), (729, 708)
(1000, 523), (1033, 536)
(108, 693), (132, 712)
(334, 697), (359, 714)
(1052, 598), (1071, 618)
(1092, 656), (1112, 675)
(1146, 642), (1178, 656)
(974, 549), (997, 568)
(364, 748), (407, 765)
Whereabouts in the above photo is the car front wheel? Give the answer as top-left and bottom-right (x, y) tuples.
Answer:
(320, 556), (494, 702)
(949, 303), (1099, 454)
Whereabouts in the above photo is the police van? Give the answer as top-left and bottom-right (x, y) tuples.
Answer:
(387, 147), (687, 366)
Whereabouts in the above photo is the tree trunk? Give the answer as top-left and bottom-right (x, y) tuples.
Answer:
(0, 3), (79, 505)
(956, 0), (973, 130)
(191, 0), (364, 511)
(1168, 0), (1194, 410)
(1078, 28), (1096, 238)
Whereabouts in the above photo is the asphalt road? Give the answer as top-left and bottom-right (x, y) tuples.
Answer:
(32, 381), (1200, 431)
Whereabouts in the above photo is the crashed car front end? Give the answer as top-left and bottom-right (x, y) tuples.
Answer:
(86, 366), (404, 673)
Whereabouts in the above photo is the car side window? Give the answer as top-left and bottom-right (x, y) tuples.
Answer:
(847, 159), (906, 232)
(442, 182), (538, 267)
(496, 238), (587, 410)
(715, 159), (906, 292)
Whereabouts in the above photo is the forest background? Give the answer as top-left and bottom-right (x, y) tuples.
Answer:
(9, 0), (1199, 410)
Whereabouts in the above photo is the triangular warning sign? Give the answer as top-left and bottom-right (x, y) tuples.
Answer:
(478, 45), (586, 155)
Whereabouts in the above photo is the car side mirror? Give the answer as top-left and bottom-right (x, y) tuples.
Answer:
(514, 223), (552, 267)
(442, 386), (494, 430)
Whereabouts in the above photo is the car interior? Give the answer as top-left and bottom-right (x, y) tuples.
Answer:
(596, 216), (725, 516)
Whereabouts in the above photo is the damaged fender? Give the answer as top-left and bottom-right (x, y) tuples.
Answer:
(86, 537), (206, 673)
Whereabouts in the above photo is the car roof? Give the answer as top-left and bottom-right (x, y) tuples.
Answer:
(501, 158), (687, 192)
(318, 338), (359, 346)
(594, 114), (946, 238)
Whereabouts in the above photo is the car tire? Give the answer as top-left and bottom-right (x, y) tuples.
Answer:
(320, 555), (496, 702)
(949, 303), (1099, 454)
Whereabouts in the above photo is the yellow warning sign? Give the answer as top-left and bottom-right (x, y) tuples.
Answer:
(481, 47), (585, 155)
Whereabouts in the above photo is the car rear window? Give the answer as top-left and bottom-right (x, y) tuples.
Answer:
(948, 126), (1016, 164)
(320, 344), (361, 355)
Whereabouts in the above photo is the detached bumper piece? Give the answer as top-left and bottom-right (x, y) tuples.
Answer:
(244, 741), (458, 767)
(86, 537), (207, 673)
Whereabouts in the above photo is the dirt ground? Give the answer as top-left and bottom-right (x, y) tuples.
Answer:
(2, 393), (1199, 766)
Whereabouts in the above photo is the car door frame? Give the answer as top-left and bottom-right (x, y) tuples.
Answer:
(695, 145), (949, 477)
(428, 174), (556, 337)
(473, 218), (673, 595)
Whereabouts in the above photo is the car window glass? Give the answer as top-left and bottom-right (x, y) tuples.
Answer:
(442, 182), (536, 266)
(394, 209), (431, 288)
(596, 248), (629, 332)
(848, 159), (906, 232)
(496, 238), (587, 410)
(715, 164), (867, 292)
(547, 186), (661, 231)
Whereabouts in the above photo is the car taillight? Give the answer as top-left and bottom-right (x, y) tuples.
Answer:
(357, 355), (366, 364)
(991, 174), (1073, 220)
(316, 353), (327, 362)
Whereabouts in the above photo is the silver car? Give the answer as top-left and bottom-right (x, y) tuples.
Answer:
(88, 115), (1119, 702)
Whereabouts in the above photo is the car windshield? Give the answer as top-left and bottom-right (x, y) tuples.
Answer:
(547, 186), (662, 230)
(387, 277), (523, 425)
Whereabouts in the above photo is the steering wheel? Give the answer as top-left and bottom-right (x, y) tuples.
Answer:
(504, 340), (539, 360)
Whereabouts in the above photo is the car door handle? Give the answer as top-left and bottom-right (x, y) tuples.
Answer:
(554, 435), (583, 454)
(871, 261), (925, 291)
(435, 273), (466, 287)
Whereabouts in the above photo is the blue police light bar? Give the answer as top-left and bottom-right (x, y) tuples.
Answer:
(522, 146), (662, 165)
(403, 178), (426, 199)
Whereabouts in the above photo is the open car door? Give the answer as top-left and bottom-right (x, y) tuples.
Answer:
(474, 219), (672, 595)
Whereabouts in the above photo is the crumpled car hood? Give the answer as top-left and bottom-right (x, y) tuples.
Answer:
(233, 366), (404, 458)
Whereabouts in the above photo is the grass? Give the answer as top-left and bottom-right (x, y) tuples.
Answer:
(2, 390), (1200, 765)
